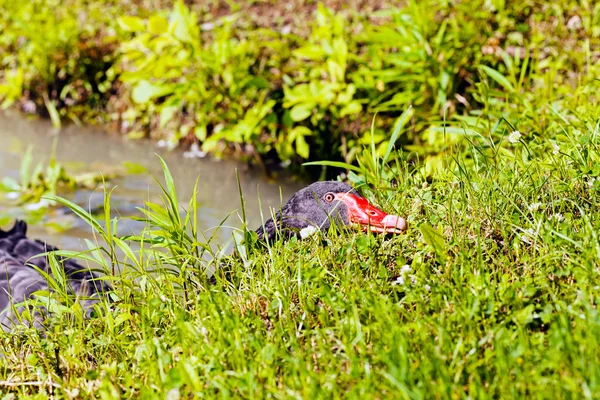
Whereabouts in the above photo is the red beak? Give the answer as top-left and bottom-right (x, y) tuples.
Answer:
(334, 193), (408, 234)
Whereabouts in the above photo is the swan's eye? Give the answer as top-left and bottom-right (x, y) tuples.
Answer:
(323, 193), (335, 203)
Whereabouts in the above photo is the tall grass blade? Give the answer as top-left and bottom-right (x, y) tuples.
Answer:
(44, 194), (105, 235)
(43, 93), (61, 129)
(382, 106), (412, 164)
(157, 155), (181, 226)
(303, 161), (362, 172)
(19, 146), (33, 189)
(478, 65), (515, 93)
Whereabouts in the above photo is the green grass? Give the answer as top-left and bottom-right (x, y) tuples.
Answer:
(1, 99), (599, 398)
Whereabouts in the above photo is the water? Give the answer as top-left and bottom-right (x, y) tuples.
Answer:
(0, 111), (304, 252)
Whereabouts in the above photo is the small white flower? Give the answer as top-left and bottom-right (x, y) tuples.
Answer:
(280, 25), (292, 35)
(166, 388), (180, 400)
(508, 130), (522, 144)
(400, 265), (412, 274)
(393, 265), (416, 286)
(528, 202), (543, 212)
(550, 213), (565, 222)
(393, 276), (406, 285)
(424, 284), (431, 292)
(5, 191), (20, 200)
(567, 15), (582, 31)
(519, 228), (537, 244)
(299, 225), (319, 239)
(552, 143), (560, 155)
(200, 22), (215, 31)
(588, 177), (596, 188)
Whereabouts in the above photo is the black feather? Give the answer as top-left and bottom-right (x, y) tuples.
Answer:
(0, 220), (110, 331)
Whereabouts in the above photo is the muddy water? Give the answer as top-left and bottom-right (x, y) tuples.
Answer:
(0, 111), (304, 252)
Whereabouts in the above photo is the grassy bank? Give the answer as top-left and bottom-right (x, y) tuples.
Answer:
(1, 94), (599, 397)
(0, 0), (598, 175)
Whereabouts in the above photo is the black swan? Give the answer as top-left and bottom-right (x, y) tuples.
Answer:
(0, 181), (407, 330)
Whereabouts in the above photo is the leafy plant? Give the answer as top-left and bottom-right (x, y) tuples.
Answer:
(0, 0), (598, 173)
(0, 0), (120, 125)
(0, 145), (75, 208)
(279, 4), (363, 161)
(117, 1), (275, 158)
(305, 106), (414, 191)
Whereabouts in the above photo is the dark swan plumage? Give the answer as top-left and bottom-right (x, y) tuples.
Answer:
(255, 181), (359, 241)
(0, 220), (110, 331)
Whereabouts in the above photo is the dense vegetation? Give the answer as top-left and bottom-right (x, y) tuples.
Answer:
(0, 0), (599, 398)
(1, 0), (598, 173)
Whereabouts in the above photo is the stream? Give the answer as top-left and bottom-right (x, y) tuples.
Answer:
(0, 111), (304, 253)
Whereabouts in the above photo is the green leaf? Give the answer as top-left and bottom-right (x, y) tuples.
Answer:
(513, 304), (536, 325)
(293, 45), (325, 60)
(0, 176), (20, 192)
(122, 162), (147, 174)
(170, 1), (197, 43)
(194, 125), (207, 141)
(327, 59), (345, 83)
(283, 84), (311, 106)
(148, 15), (168, 35)
(48, 250), (105, 270)
(131, 80), (172, 104)
(303, 160), (362, 173)
(246, 77), (270, 89)
(477, 65), (515, 93)
(290, 103), (314, 121)
(339, 101), (362, 117)
(295, 135), (310, 159)
(382, 106), (412, 164)
(290, 126), (312, 138)
(159, 105), (178, 128)
(43, 95), (61, 129)
(43, 195), (104, 235)
(419, 223), (447, 262)
(113, 237), (141, 269)
(337, 84), (356, 104)
(157, 155), (180, 225)
(118, 16), (145, 32)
